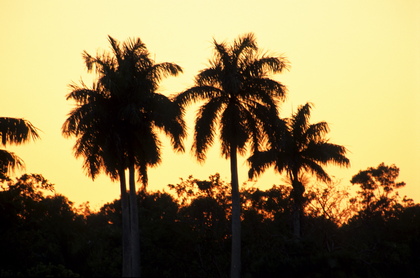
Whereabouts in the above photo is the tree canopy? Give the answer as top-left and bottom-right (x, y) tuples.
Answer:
(0, 166), (418, 277)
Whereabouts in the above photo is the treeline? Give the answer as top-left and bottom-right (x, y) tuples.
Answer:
(1, 163), (419, 277)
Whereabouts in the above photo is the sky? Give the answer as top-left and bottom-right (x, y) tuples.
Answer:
(0, 0), (419, 210)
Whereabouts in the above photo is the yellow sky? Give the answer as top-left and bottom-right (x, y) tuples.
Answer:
(0, 0), (419, 210)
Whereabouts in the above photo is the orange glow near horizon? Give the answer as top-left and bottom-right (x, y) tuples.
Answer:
(0, 0), (418, 210)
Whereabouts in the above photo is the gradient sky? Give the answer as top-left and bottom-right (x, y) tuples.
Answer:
(1, 0), (419, 210)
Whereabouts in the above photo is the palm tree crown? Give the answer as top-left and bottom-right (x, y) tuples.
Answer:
(62, 82), (123, 180)
(0, 117), (39, 176)
(63, 36), (185, 186)
(176, 33), (288, 160)
(248, 102), (350, 184)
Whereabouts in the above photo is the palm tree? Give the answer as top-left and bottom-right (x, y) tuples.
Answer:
(62, 82), (133, 275)
(0, 117), (39, 178)
(248, 102), (350, 237)
(63, 36), (185, 277)
(175, 33), (288, 278)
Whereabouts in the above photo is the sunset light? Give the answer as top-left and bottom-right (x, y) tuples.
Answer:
(1, 0), (419, 276)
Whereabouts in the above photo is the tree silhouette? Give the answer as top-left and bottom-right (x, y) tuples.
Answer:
(350, 163), (409, 220)
(0, 174), (82, 277)
(0, 117), (39, 178)
(175, 33), (288, 278)
(63, 36), (185, 277)
(62, 80), (133, 275)
(1, 168), (419, 276)
(248, 102), (350, 237)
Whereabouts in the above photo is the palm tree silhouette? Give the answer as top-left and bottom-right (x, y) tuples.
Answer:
(175, 33), (288, 278)
(0, 117), (39, 178)
(62, 81), (133, 274)
(63, 36), (185, 277)
(248, 102), (350, 237)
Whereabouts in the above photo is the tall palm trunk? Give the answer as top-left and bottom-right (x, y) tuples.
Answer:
(230, 144), (241, 278)
(292, 199), (301, 238)
(291, 171), (304, 238)
(119, 168), (131, 277)
(128, 162), (141, 277)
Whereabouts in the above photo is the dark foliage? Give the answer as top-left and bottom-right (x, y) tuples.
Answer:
(0, 168), (419, 277)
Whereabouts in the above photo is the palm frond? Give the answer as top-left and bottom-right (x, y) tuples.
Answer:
(291, 102), (313, 139)
(66, 82), (109, 104)
(304, 122), (330, 143)
(219, 102), (249, 158)
(123, 36), (146, 55)
(304, 141), (350, 167)
(148, 62), (183, 83)
(193, 97), (224, 161)
(196, 67), (222, 87)
(175, 86), (223, 107)
(82, 51), (95, 72)
(136, 161), (149, 190)
(247, 149), (277, 179)
(232, 33), (257, 65)
(247, 56), (289, 77)
(133, 125), (162, 167)
(243, 101), (278, 153)
(107, 35), (124, 66)
(0, 117), (40, 146)
(243, 78), (287, 101)
(213, 40), (230, 65)
(0, 149), (24, 174)
(301, 159), (331, 183)
(149, 93), (186, 152)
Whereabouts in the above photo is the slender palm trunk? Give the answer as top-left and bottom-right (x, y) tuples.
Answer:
(129, 163), (141, 277)
(230, 145), (241, 278)
(291, 172), (304, 238)
(119, 168), (131, 277)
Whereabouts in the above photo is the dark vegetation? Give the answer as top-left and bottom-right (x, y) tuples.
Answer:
(0, 164), (419, 277)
